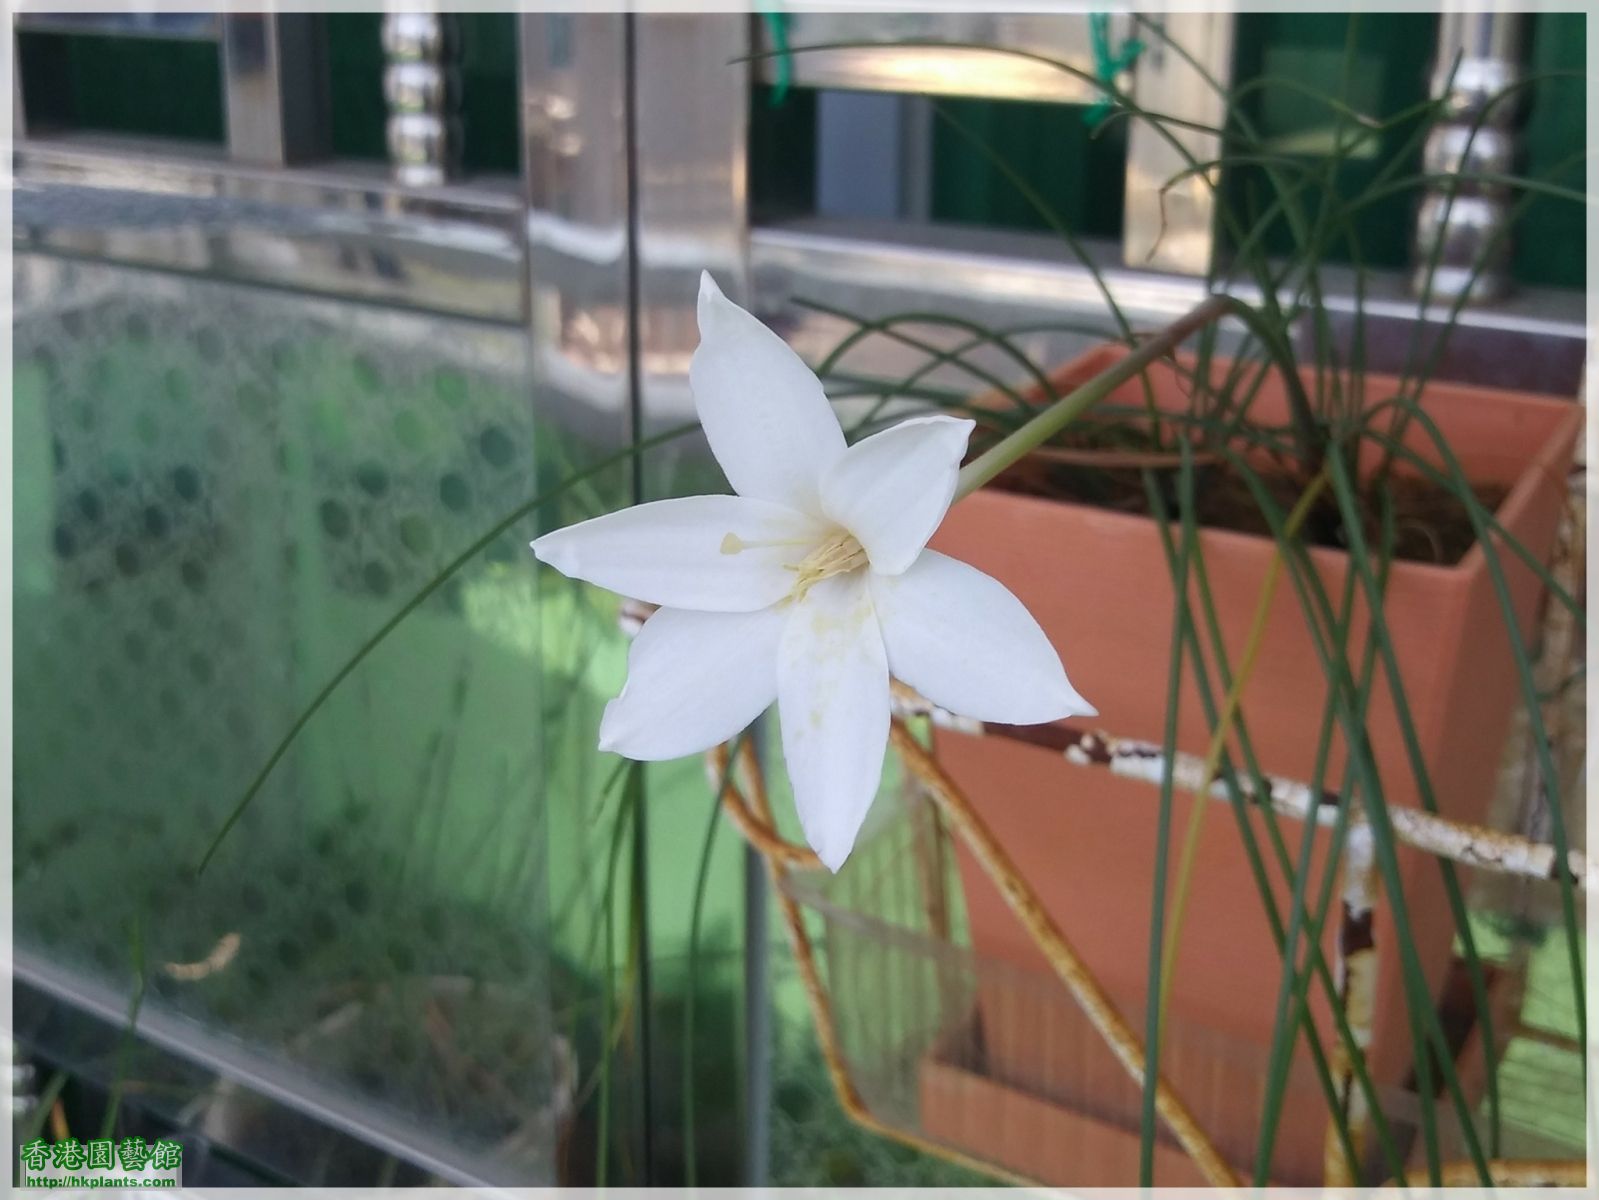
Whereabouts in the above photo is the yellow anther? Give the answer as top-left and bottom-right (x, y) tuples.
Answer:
(786, 529), (869, 602)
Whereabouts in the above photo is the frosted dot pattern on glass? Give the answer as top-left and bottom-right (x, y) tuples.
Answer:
(11, 255), (587, 1184)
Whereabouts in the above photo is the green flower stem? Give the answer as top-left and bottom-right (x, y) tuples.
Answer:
(953, 293), (1319, 500)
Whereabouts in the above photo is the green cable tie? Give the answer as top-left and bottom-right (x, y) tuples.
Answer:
(1085, 12), (1144, 130)
(761, 7), (791, 107)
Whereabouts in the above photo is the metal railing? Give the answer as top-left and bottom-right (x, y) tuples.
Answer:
(12, 11), (1580, 379)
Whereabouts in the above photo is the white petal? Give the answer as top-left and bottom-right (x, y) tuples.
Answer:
(820, 415), (976, 576)
(870, 549), (1096, 725)
(531, 494), (824, 612)
(691, 271), (846, 513)
(599, 607), (783, 760)
(776, 572), (889, 871)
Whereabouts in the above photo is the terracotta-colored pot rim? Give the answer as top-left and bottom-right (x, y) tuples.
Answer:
(964, 345), (1582, 584)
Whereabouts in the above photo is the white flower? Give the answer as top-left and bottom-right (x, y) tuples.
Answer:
(532, 272), (1094, 870)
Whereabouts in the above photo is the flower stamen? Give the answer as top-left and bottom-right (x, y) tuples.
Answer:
(785, 529), (868, 601)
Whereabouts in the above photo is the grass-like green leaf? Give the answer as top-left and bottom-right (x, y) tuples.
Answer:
(194, 421), (701, 877)
(1136, 446), (1196, 1185)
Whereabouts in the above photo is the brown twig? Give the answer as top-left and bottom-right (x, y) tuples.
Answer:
(892, 683), (1597, 893)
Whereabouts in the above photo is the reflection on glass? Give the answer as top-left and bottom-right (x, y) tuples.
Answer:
(11, 255), (631, 1184)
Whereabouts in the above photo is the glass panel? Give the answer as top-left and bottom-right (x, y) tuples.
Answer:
(13, 255), (564, 1184)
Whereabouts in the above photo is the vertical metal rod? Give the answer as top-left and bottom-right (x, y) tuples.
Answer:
(620, 12), (655, 1181)
(382, 10), (460, 186)
(1122, 12), (1234, 275)
(741, 720), (772, 1186)
(621, 15), (646, 510)
(222, 13), (330, 165)
(13, 36), (28, 140)
(1412, 4), (1527, 303)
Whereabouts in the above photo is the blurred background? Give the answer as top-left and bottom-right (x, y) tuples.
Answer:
(9, 8), (1587, 1187)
